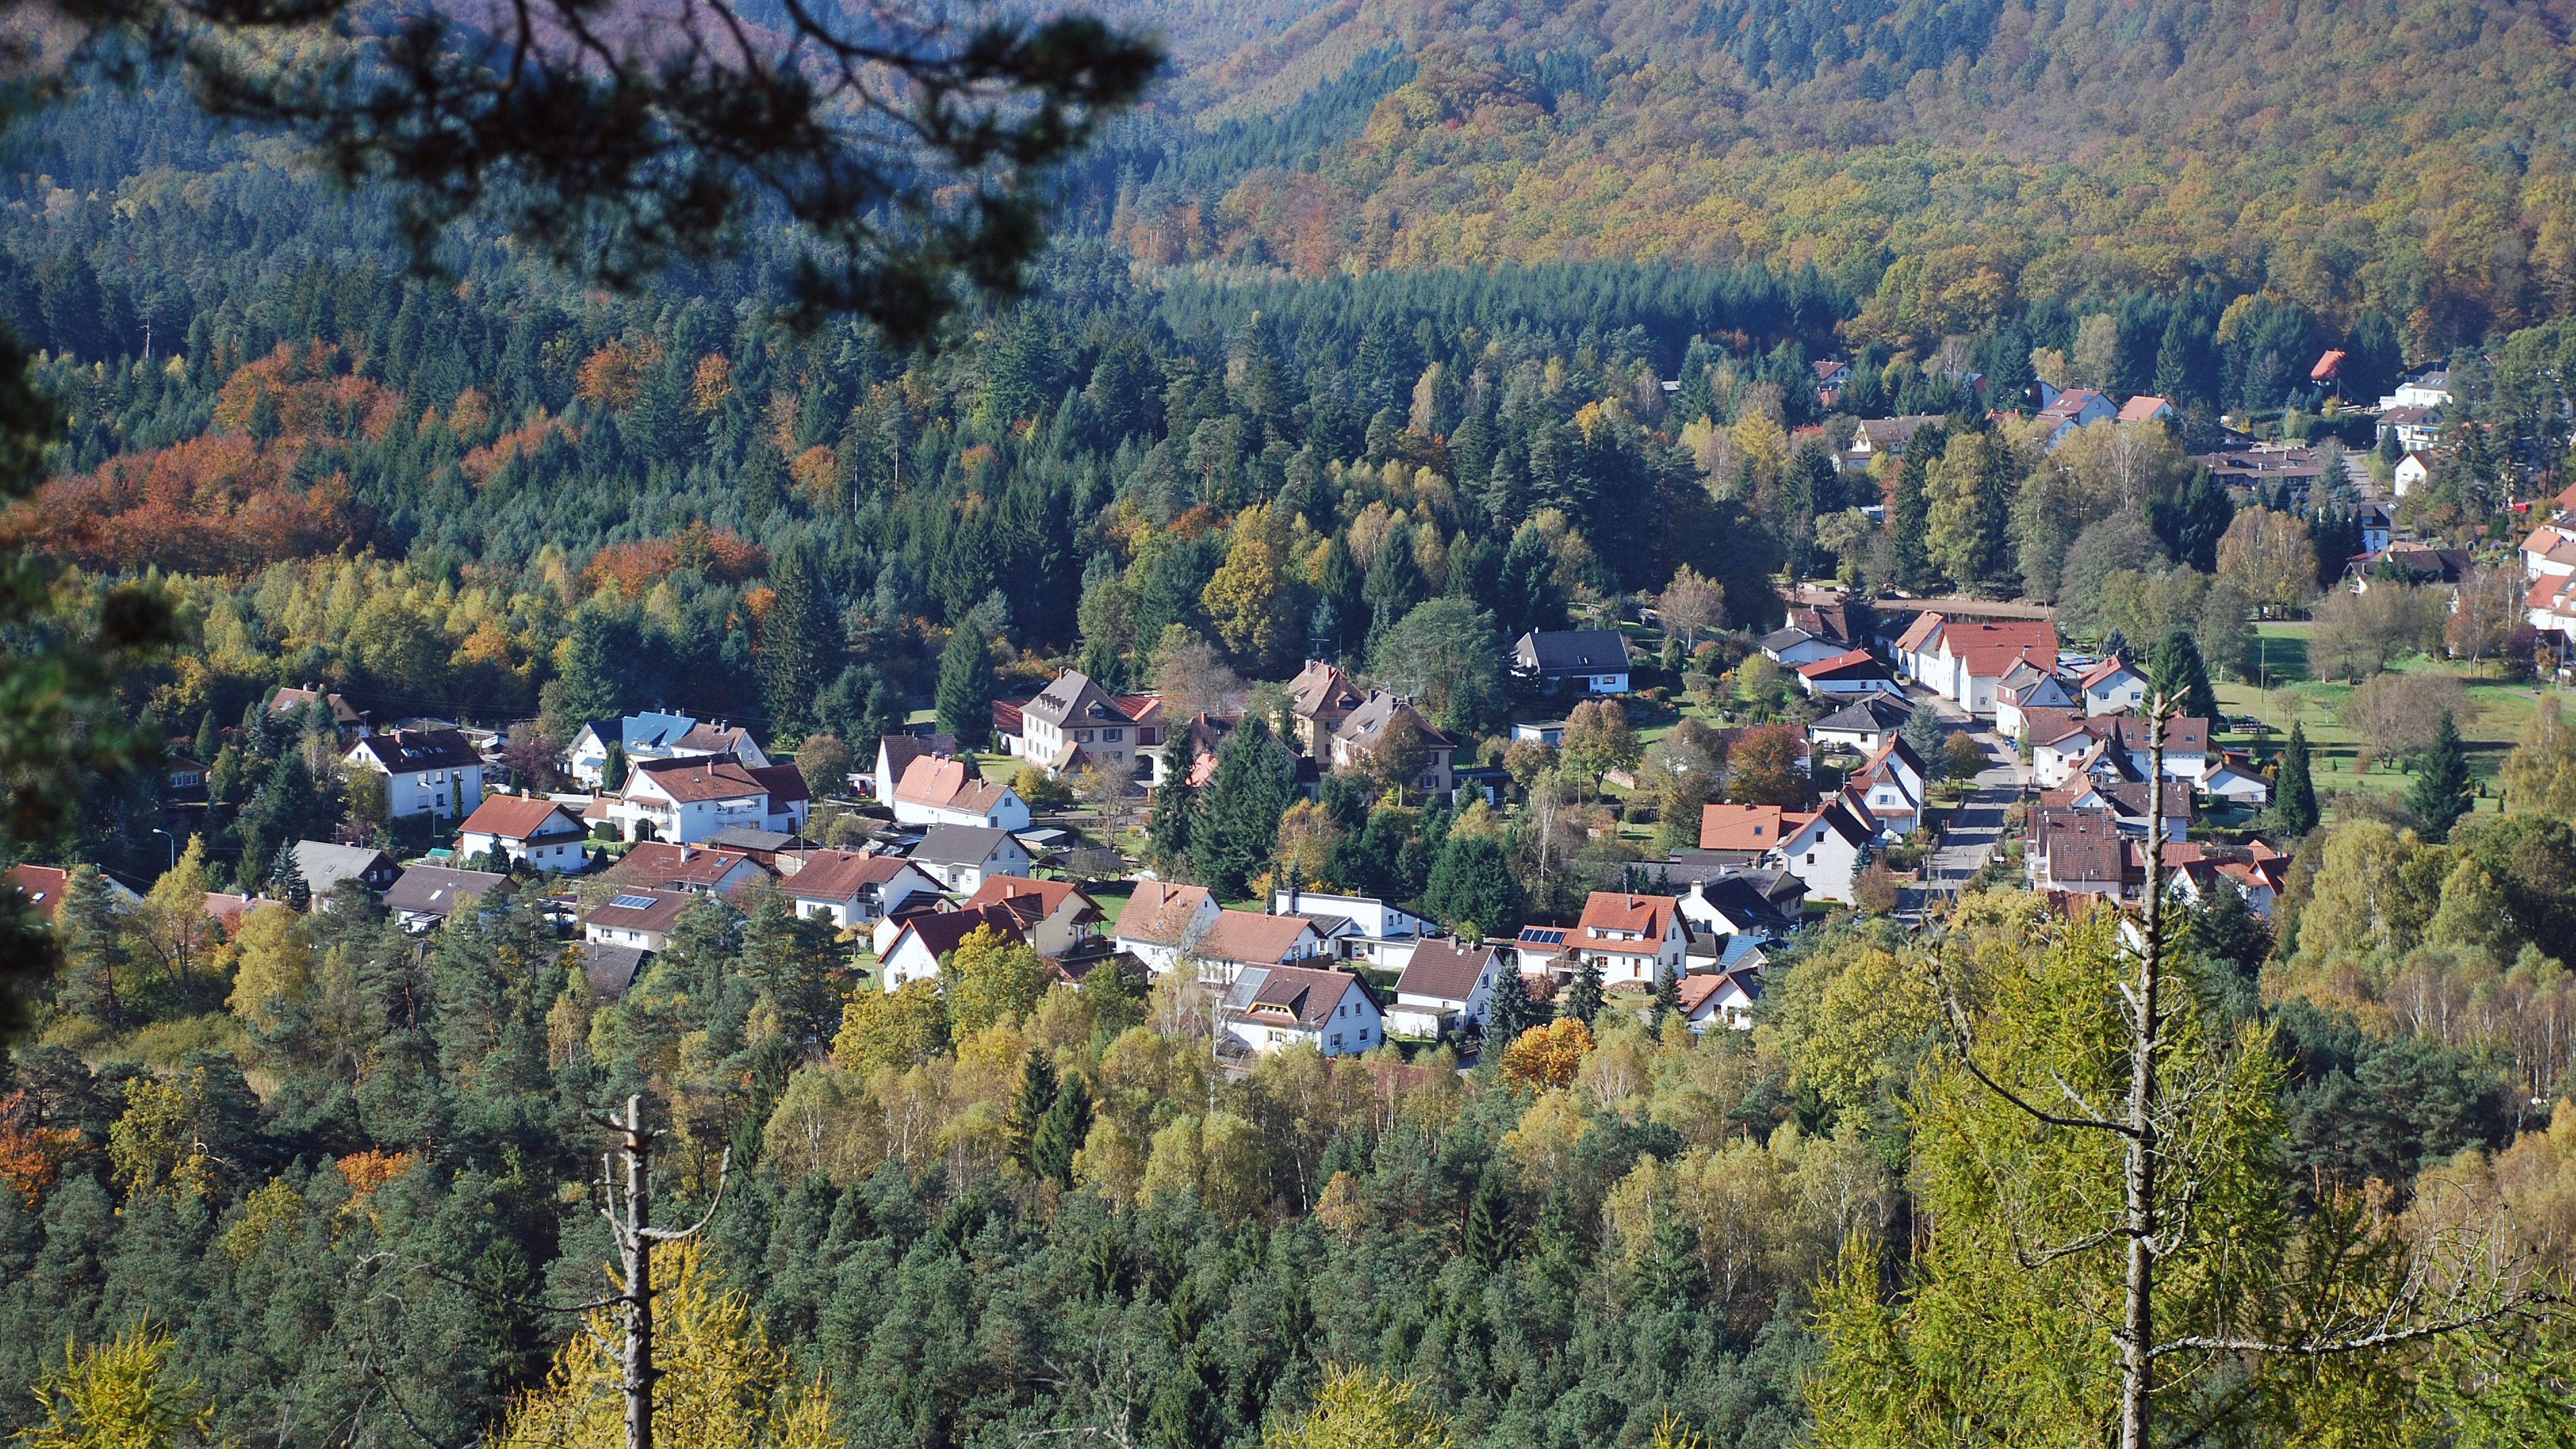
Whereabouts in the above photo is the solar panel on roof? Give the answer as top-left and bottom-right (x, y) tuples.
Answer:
(1521, 927), (1566, 945)
(608, 893), (660, 910)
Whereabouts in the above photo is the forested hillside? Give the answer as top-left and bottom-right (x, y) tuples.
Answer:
(1108, 0), (2576, 351)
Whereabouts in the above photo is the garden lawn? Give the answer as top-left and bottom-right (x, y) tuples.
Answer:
(2211, 621), (2539, 829)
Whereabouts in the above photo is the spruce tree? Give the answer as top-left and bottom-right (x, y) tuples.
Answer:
(1653, 960), (1683, 1023)
(761, 541), (841, 740)
(1145, 772), (1198, 877)
(1890, 432), (1939, 592)
(936, 624), (996, 749)
(1030, 1073), (1092, 1188)
(1484, 963), (1534, 1049)
(1563, 955), (1605, 1027)
(1004, 1049), (1059, 1175)
(1901, 701), (1946, 759)
(2409, 709), (2472, 842)
(2275, 721), (2319, 837)
(270, 839), (310, 910)
(1462, 1167), (1516, 1270)
(1423, 834), (1526, 938)
(2152, 629), (2219, 726)
(1189, 717), (1291, 899)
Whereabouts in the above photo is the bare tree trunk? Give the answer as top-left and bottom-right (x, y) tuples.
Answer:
(615, 1096), (657, 1449)
(2122, 700), (2169, 1449)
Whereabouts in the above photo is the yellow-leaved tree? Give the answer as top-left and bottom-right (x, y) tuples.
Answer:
(500, 1239), (839, 1449)
(19, 1324), (214, 1449)
(1264, 1365), (1451, 1449)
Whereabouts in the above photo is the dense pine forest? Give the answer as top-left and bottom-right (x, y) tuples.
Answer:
(7, 0), (2576, 1445)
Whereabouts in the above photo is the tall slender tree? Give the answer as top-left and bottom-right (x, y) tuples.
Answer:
(2151, 629), (2219, 726)
(936, 625), (996, 749)
(759, 541), (841, 741)
(2410, 709), (2472, 841)
(2275, 721), (2318, 837)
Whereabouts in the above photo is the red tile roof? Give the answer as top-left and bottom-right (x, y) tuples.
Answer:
(962, 875), (1104, 925)
(631, 755), (771, 803)
(786, 850), (921, 902)
(1700, 804), (1808, 852)
(1195, 910), (1318, 966)
(603, 841), (759, 891)
(460, 794), (585, 842)
(1575, 891), (1680, 955)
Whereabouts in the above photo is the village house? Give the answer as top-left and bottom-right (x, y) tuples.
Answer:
(1219, 964), (1385, 1058)
(1670, 866), (1805, 940)
(285, 841), (401, 904)
(605, 754), (809, 844)
(877, 905), (1030, 992)
(1775, 801), (1874, 902)
(1511, 629), (1633, 695)
(2116, 394), (2176, 426)
(1698, 803), (1808, 864)
(2377, 403), (2443, 454)
(2035, 387), (2118, 448)
(784, 851), (941, 929)
(1284, 660), (1369, 755)
(343, 728), (488, 821)
(1890, 613), (2061, 715)
(2039, 781), (2194, 842)
(268, 684), (369, 743)
(1569, 891), (1689, 988)
(567, 713), (769, 786)
(1180, 910), (1332, 985)
(907, 824), (1031, 893)
(1006, 670), (1163, 781)
(2026, 809), (2143, 901)
(1993, 659), (2076, 737)
(871, 734), (956, 803)
(1328, 692), (1457, 795)
(1677, 969), (1761, 1032)
(1268, 885), (1431, 965)
(600, 841), (767, 897)
(2392, 451), (2435, 496)
(1113, 880), (1224, 973)
(458, 795), (591, 873)
(1848, 415), (1945, 462)
(381, 865), (510, 933)
(2076, 655), (2148, 716)
(583, 887), (696, 954)
(1808, 696), (1912, 757)
(889, 753), (1031, 830)
(1846, 738), (1930, 839)
(1385, 939), (1505, 1038)
(1756, 627), (1850, 669)
(1796, 648), (1901, 699)
(960, 876), (1109, 958)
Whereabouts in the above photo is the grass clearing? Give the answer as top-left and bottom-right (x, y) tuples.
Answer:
(2215, 621), (2538, 828)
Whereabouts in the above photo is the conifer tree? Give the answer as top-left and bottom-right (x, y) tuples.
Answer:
(1890, 428), (1941, 592)
(759, 541), (840, 741)
(1653, 960), (1683, 1023)
(1145, 772), (1198, 877)
(1029, 1073), (1092, 1188)
(1004, 1049), (1058, 1176)
(2275, 721), (2318, 837)
(2152, 629), (2219, 726)
(936, 624), (996, 749)
(1562, 955), (1605, 1026)
(2410, 709), (2472, 842)
(1484, 962), (1536, 1048)
(1189, 717), (1292, 899)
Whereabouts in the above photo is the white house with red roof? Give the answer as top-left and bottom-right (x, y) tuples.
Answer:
(2115, 395), (2176, 426)
(1848, 738), (1929, 839)
(1677, 968), (1761, 1032)
(960, 876), (1108, 958)
(2035, 388), (2117, 449)
(1570, 891), (1689, 987)
(1112, 880), (1225, 974)
(877, 904), (1031, 992)
(889, 753), (1031, 830)
(1795, 648), (1902, 699)
(1993, 659), (2075, 737)
(784, 850), (941, 929)
(1897, 615), (2061, 716)
(2076, 655), (2148, 716)
(602, 841), (767, 896)
(457, 795), (590, 872)
(608, 755), (809, 844)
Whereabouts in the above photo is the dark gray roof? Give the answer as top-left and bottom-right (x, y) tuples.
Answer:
(912, 824), (1019, 866)
(351, 728), (485, 772)
(382, 866), (510, 917)
(579, 943), (654, 1001)
(1812, 696), (1913, 734)
(706, 826), (799, 852)
(1514, 629), (1633, 675)
(290, 841), (397, 896)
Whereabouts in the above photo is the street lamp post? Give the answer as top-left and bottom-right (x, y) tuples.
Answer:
(151, 827), (175, 873)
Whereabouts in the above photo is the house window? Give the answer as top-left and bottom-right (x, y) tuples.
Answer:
(1104, 728), (1122, 741)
